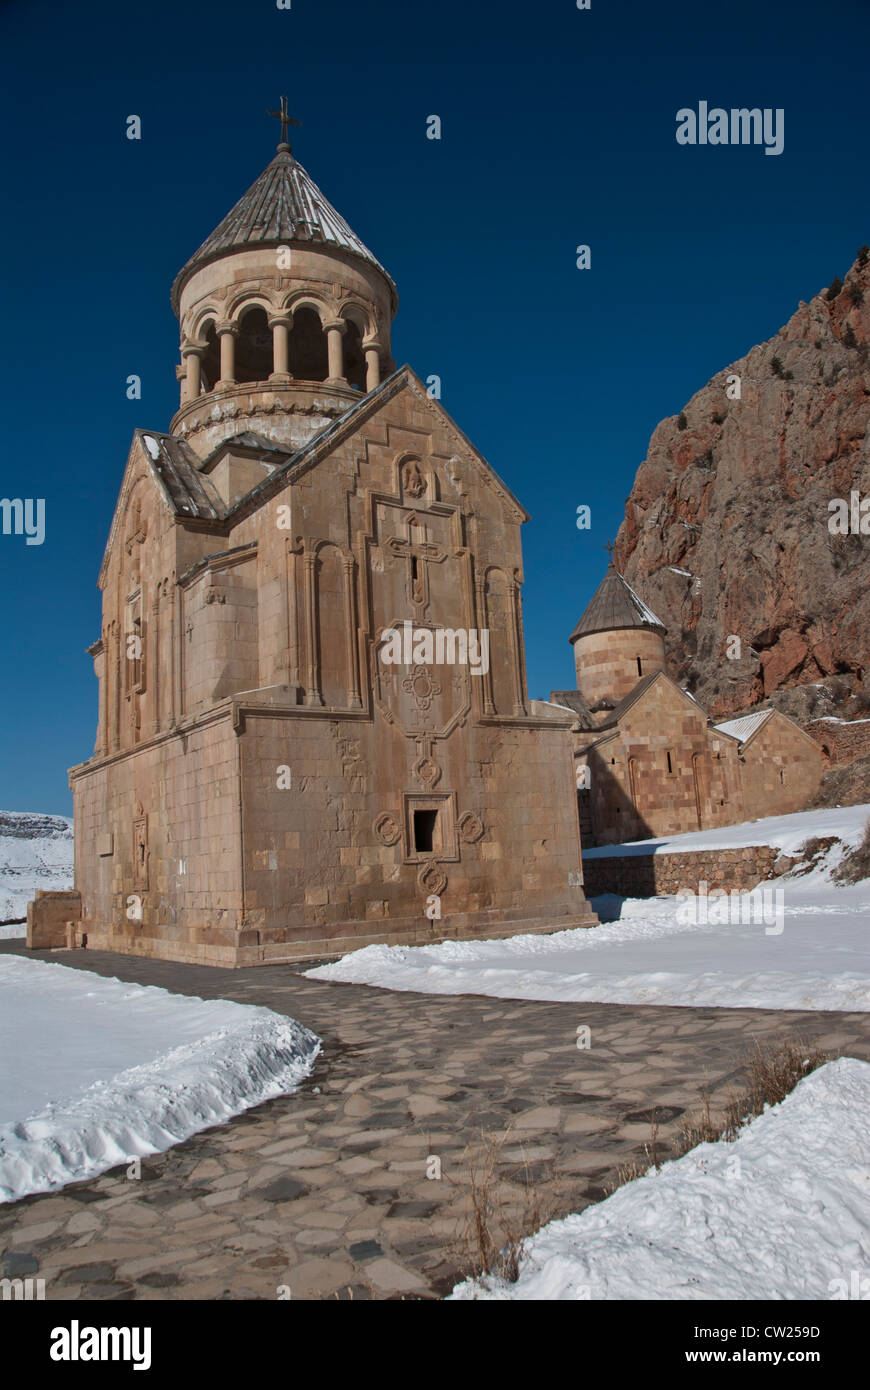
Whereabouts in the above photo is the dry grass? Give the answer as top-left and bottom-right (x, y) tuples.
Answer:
(833, 818), (870, 885)
(680, 1038), (831, 1152)
(610, 1038), (831, 1194)
(451, 1040), (833, 1284)
(790, 834), (840, 875)
(447, 1128), (558, 1285)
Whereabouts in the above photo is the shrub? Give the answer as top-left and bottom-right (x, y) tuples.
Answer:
(677, 412), (688, 430)
(771, 356), (793, 380)
(858, 244), (869, 268)
(843, 322), (858, 349)
(847, 283), (865, 306)
(826, 276), (843, 301)
(833, 819), (870, 885)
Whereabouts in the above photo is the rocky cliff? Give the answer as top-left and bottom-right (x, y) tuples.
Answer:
(616, 248), (870, 722)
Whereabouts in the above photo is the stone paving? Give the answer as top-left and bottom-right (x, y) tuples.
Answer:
(2, 941), (869, 1300)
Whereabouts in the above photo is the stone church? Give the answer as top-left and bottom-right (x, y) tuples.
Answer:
(39, 130), (597, 966)
(540, 562), (823, 845)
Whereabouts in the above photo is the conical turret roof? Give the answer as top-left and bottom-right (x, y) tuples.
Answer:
(170, 145), (396, 312)
(569, 563), (666, 643)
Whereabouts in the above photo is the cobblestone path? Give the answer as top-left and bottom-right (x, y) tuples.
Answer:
(2, 942), (868, 1300)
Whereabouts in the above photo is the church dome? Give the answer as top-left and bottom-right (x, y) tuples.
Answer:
(170, 146), (397, 315)
(569, 563), (666, 643)
(169, 120), (398, 460)
(570, 563), (667, 707)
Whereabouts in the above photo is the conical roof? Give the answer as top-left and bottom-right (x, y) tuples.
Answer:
(569, 563), (666, 643)
(170, 145), (396, 312)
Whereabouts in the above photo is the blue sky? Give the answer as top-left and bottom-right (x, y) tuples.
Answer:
(1, 0), (868, 813)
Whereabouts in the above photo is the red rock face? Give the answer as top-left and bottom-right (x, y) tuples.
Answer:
(617, 251), (870, 719)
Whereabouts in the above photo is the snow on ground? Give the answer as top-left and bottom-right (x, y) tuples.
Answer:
(0, 811), (73, 931)
(307, 805), (870, 1012)
(451, 1057), (870, 1300)
(0, 954), (320, 1202)
(583, 801), (870, 858)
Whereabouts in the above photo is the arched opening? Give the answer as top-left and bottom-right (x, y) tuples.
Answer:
(289, 306), (328, 382)
(235, 306), (272, 384)
(200, 321), (220, 392)
(343, 319), (366, 391)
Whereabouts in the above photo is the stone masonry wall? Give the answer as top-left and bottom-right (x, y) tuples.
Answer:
(739, 716), (823, 821)
(582, 844), (780, 899)
(806, 718), (870, 766)
(573, 627), (666, 707)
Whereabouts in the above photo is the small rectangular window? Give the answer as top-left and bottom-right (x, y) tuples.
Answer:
(666, 751), (673, 774)
(413, 808), (439, 854)
(636, 657), (643, 677)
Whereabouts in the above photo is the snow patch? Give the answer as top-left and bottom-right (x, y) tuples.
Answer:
(450, 1058), (870, 1301)
(0, 810), (73, 925)
(307, 806), (870, 1012)
(0, 955), (320, 1202)
(583, 801), (870, 858)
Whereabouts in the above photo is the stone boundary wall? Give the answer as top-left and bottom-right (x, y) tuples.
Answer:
(582, 845), (780, 899)
(26, 890), (82, 949)
(806, 719), (870, 766)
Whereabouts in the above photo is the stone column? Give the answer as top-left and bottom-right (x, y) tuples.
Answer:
(324, 320), (347, 385)
(342, 555), (362, 709)
(95, 637), (107, 757)
(111, 624), (121, 752)
(269, 312), (293, 380)
(181, 341), (205, 402)
(150, 593), (161, 736)
(216, 321), (237, 387)
(508, 578), (527, 717)
(304, 553), (323, 706)
(475, 575), (496, 716)
(364, 343), (381, 391)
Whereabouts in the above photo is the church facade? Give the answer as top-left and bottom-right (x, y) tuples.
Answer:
(542, 564), (823, 846)
(50, 135), (597, 967)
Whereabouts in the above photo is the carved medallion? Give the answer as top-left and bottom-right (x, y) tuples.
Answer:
(458, 811), (485, 844)
(413, 755), (442, 788)
(417, 861), (447, 896)
(402, 665), (442, 712)
(374, 812), (401, 846)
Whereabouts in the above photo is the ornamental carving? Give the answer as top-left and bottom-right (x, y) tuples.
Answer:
(417, 861), (447, 896)
(413, 755), (442, 788)
(402, 665), (442, 712)
(403, 460), (426, 498)
(458, 811), (485, 844)
(373, 812), (401, 846)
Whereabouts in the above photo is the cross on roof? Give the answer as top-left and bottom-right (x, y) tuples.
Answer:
(267, 95), (301, 149)
(604, 540), (615, 562)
